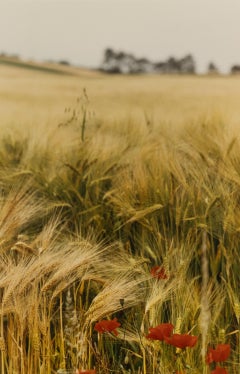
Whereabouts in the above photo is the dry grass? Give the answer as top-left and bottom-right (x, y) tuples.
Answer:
(0, 62), (239, 373)
(2, 63), (240, 132)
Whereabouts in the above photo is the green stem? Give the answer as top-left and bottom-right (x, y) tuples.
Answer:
(142, 347), (147, 374)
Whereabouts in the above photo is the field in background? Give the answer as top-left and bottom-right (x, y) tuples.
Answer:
(2, 58), (240, 130)
(0, 58), (239, 373)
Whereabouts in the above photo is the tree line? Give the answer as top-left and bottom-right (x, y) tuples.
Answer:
(99, 48), (240, 75)
(100, 48), (196, 74)
(2, 50), (240, 75)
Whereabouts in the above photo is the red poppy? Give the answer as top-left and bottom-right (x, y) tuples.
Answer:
(164, 333), (198, 349)
(77, 370), (96, 374)
(150, 265), (168, 279)
(206, 344), (230, 364)
(146, 323), (174, 341)
(211, 367), (228, 374)
(94, 318), (120, 336)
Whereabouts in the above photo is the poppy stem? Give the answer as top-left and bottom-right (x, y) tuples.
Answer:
(97, 332), (103, 357)
(200, 229), (211, 366)
(142, 347), (147, 374)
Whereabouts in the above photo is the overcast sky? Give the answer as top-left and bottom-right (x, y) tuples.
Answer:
(1, 0), (240, 73)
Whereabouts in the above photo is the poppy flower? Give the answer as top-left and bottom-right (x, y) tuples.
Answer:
(150, 265), (168, 279)
(146, 323), (174, 341)
(164, 333), (198, 349)
(94, 318), (120, 336)
(76, 370), (96, 374)
(206, 344), (230, 364)
(211, 367), (228, 374)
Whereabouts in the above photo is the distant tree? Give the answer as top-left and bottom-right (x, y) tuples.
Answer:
(207, 62), (219, 74)
(166, 56), (180, 73)
(101, 48), (140, 74)
(115, 51), (131, 74)
(136, 58), (154, 73)
(231, 65), (240, 74)
(59, 60), (70, 66)
(154, 54), (195, 74)
(179, 54), (196, 74)
(154, 61), (167, 73)
(119, 52), (139, 74)
(104, 48), (115, 61)
(101, 48), (121, 73)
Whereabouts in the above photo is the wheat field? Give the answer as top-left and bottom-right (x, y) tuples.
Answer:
(0, 60), (239, 373)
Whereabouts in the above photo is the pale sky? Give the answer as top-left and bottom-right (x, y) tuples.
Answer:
(1, 0), (240, 73)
